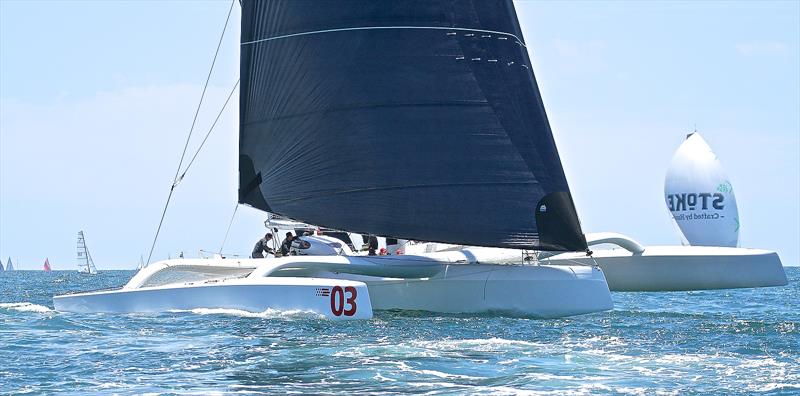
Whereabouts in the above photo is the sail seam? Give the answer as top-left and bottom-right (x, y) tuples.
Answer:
(242, 26), (525, 47)
(241, 101), (492, 125)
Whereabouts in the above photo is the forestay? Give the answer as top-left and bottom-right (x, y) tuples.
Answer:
(238, 0), (587, 251)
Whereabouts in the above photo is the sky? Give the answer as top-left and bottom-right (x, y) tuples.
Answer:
(1, 0), (798, 270)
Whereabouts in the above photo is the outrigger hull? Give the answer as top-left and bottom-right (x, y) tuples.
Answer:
(545, 244), (787, 292)
(412, 233), (788, 292)
(53, 277), (374, 320)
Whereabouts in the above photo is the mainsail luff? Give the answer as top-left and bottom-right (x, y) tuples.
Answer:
(239, 0), (587, 251)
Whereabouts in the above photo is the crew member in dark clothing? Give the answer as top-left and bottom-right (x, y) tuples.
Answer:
(280, 232), (295, 256)
(251, 233), (274, 258)
(367, 235), (379, 256)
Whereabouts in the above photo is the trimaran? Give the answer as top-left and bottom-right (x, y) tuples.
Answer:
(54, 0), (785, 318)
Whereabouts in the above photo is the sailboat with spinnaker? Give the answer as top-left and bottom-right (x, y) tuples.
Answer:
(439, 132), (786, 291)
(53, 0), (613, 318)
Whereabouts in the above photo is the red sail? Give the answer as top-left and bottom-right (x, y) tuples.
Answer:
(43, 258), (52, 272)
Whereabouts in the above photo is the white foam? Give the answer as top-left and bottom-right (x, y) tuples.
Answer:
(416, 369), (484, 380)
(754, 383), (800, 392)
(169, 307), (325, 319)
(410, 337), (550, 351)
(0, 302), (54, 313)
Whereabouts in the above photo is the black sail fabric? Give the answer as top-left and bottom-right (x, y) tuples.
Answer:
(239, 0), (587, 252)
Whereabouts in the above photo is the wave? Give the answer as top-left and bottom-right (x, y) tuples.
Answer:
(0, 302), (54, 313)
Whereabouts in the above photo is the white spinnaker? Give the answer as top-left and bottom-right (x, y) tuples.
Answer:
(664, 133), (740, 247)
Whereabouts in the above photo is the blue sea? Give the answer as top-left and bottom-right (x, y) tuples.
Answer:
(1, 268), (798, 395)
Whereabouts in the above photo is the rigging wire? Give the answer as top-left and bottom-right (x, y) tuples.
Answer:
(145, 0), (236, 265)
(219, 203), (239, 254)
(176, 79), (239, 184)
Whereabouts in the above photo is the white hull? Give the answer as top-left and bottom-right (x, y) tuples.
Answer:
(546, 246), (787, 292)
(299, 263), (611, 318)
(53, 251), (613, 319)
(361, 264), (610, 318)
(54, 277), (373, 320)
(405, 233), (788, 292)
(539, 233), (788, 292)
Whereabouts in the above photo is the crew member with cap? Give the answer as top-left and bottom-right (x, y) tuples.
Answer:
(251, 233), (275, 258)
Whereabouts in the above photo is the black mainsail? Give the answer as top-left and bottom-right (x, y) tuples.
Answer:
(238, 0), (587, 251)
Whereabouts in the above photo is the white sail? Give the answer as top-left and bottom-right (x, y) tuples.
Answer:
(77, 231), (98, 274)
(5, 257), (13, 271)
(664, 132), (739, 247)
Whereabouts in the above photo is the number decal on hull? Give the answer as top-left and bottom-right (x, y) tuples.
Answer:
(330, 286), (357, 316)
(343, 286), (357, 316)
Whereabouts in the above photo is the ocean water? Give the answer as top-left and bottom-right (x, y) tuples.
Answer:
(1, 268), (797, 395)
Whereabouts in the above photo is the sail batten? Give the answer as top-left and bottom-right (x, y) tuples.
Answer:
(242, 25), (526, 47)
(239, 0), (587, 251)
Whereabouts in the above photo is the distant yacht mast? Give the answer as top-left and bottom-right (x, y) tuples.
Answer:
(77, 231), (98, 274)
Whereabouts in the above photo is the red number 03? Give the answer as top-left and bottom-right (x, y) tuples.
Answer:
(330, 286), (357, 316)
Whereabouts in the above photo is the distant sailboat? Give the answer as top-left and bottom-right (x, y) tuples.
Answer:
(137, 254), (145, 270)
(5, 257), (14, 271)
(1, 259), (4, 271)
(77, 231), (98, 274)
(43, 258), (52, 272)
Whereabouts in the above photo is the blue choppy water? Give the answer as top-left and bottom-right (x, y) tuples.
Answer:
(1, 268), (798, 394)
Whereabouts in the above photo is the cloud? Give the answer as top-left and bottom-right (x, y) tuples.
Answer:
(735, 41), (787, 56)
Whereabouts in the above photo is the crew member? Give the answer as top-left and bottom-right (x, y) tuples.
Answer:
(367, 235), (379, 256)
(251, 233), (274, 258)
(280, 232), (295, 256)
